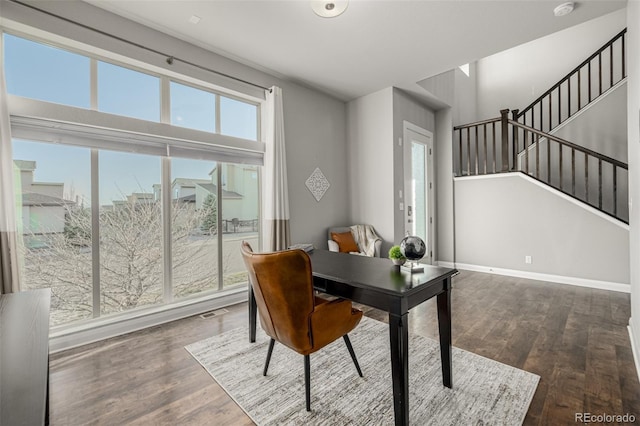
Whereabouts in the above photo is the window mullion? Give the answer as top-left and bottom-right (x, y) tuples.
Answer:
(90, 58), (98, 110)
(217, 165), (223, 291)
(162, 157), (173, 303)
(91, 149), (100, 318)
(160, 76), (170, 124)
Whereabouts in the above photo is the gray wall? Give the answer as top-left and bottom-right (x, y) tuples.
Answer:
(455, 173), (629, 285)
(476, 8), (626, 120)
(346, 88), (394, 249)
(626, 1), (640, 364)
(1, 0), (350, 251)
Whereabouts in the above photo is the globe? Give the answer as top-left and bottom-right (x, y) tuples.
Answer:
(400, 235), (426, 262)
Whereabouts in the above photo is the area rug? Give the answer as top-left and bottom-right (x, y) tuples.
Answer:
(185, 317), (539, 425)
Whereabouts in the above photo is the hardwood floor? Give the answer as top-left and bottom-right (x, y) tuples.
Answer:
(49, 271), (640, 425)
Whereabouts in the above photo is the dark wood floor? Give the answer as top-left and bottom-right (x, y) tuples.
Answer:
(49, 270), (640, 425)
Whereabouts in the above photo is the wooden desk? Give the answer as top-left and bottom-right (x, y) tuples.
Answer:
(248, 250), (457, 426)
(0, 288), (51, 426)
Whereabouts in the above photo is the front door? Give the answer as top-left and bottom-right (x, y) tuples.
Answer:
(403, 122), (434, 264)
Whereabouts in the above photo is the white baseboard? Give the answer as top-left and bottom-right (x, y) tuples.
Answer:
(436, 260), (456, 268)
(49, 289), (248, 353)
(454, 262), (630, 293)
(628, 320), (640, 384)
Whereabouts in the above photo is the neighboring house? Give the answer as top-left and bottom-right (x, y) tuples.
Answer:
(14, 160), (75, 235)
(172, 164), (259, 232)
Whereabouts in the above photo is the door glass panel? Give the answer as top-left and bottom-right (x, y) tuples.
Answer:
(411, 141), (427, 242)
(221, 163), (259, 288)
(170, 158), (219, 298)
(99, 151), (162, 314)
(13, 139), (93, 326)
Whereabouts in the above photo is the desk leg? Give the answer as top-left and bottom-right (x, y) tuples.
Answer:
(249, 284), (257, 343)
(389, 312), (409, 426)
(437, 277), (452, 388)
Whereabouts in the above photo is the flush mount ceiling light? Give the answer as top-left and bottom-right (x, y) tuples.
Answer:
(553, 2), (575, 17)
(188, 15), (201, 24)
(311, 0), (348, 18)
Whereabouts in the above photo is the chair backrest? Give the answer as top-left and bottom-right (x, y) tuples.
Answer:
(241, 242), (315, 353)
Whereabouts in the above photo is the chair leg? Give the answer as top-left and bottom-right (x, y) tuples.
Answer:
(343, 334), (363, 377)
(263, 338), (275, 376)
(304, 355), (311, 411)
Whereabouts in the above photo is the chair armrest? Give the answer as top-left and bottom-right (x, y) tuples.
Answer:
(374, 240), (382, 257)
(327, 240), (339, 252)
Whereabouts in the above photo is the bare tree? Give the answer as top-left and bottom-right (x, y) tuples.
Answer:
(21, 197), (222, 325)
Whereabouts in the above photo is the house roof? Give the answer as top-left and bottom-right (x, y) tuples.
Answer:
(22, 193), (75, 207)
(196, 183), (243, 199)
(172, 178), (211, 188)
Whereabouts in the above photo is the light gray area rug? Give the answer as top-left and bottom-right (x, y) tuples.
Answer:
(185, 317), (539, 425)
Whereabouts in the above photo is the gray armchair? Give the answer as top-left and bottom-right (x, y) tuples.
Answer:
(327, 225), (382, 257)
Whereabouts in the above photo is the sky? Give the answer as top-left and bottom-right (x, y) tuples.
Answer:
(5, 34), (257, 205)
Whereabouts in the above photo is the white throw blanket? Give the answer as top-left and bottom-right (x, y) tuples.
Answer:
(350, 225), (381, 257)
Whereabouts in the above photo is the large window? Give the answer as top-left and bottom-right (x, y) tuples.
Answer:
(5, 32), (262, 329)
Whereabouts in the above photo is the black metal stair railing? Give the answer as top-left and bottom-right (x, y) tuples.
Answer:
(453, 110), (628, 224)
(513, 29), (626, 136)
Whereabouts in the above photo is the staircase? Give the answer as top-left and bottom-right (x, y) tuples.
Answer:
(453, 29), (628, 224)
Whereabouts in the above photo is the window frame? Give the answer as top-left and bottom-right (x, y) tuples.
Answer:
(2, 26), (265, 337)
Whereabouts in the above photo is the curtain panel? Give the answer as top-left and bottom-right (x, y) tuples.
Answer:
(262, 86), (290, 251)
(0, 36), (21, 294)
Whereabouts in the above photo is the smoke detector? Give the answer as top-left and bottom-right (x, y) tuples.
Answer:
(554, 2), (574, 17)
(311, 1), (348, 18)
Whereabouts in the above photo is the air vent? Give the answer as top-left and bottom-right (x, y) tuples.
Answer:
(200, 308), (229, 319)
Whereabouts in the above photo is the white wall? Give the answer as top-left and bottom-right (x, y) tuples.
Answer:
(347, 88), (394, 249)
(455, 173), (629, 288)
(626, 0), (640, 369)
(1, 0), (349, 251)
(476, 9), (626, 120)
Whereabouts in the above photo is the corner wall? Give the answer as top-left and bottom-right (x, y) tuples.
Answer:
(626, 0), (640, 376)
(346, 88), (394, 248)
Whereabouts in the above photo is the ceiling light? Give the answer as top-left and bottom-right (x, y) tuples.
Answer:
(188, 15), (201, 24)
(311, 1), (348, 18)
(553, 2), (574, 17)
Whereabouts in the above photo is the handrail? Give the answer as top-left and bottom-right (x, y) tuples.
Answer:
(452, 109), (629, 222)
(509, 120), (627, 169)
(453, 117), (500, 131)
(516, 28), (626, 122)
(512, 28), (627, 146)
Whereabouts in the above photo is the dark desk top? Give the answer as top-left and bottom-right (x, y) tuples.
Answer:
(0, 288), (51, 426)
(308, 250), (458, 298)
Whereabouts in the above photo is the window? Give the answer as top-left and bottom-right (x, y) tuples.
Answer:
(170, 82), (215, 132)
(5, 32), (263, 330)
(4, 34), (90, 108)
(98, 61), (160, 121)
(13, 139), (92, 326)
(99, 151), (163, 314)
(220, 96), (258, 140)
(171, 158), (219, 298)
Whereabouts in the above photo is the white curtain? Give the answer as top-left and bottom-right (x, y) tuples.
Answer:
(0, 34), (21, 294)
(262, 86), (290, 251)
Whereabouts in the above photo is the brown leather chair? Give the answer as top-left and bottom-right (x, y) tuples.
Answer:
(241, 241), (363, 411)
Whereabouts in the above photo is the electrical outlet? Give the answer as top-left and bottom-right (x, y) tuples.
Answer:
(525, 256), (532, 264)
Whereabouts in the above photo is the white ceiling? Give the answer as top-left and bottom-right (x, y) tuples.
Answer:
(86, 1), (626, 102)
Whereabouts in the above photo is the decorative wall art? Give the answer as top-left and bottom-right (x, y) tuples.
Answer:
(305, 167), (330, 202)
